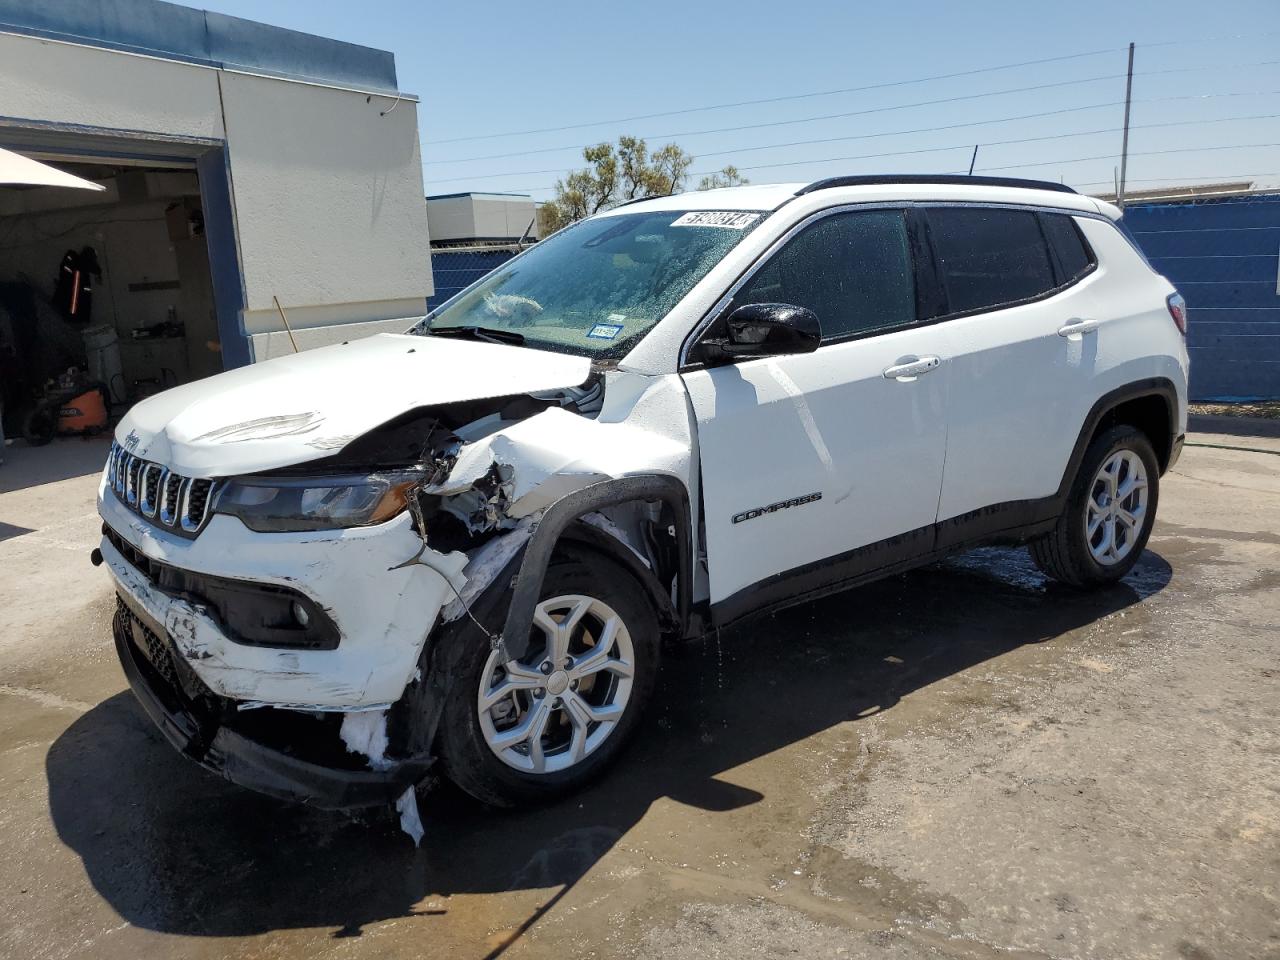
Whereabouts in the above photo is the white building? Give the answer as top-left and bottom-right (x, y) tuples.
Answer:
(425, 192), (540, 248)
(0, 0), (431, 401)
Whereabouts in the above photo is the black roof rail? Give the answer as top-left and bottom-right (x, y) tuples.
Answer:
(796, 174), (1077, 196)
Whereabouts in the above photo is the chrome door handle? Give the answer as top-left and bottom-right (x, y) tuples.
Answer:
(1058, 317), (1100, 338)
(882, 355), (941, 381)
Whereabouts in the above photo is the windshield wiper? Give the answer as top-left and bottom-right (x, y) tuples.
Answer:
(427, 325), (526, 346)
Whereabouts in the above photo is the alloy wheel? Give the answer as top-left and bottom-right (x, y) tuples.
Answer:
(477, 594), (635, 774)
(1085, 449), (1149, 566)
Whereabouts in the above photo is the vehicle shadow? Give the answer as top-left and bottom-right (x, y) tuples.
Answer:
(45, 546), (1171, 947)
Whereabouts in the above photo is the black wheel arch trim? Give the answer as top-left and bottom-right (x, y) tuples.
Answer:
(1056, 377), (1180, 496)
(499, 475), (692, 663)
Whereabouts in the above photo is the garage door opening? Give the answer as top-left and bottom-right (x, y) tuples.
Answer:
(0, 157), (223, 445)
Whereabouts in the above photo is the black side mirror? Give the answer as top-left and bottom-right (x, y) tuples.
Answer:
(696, 303), (821, 364)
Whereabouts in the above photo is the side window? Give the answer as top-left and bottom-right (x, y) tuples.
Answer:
(735, 210), (916, 340)
(926, 207), (1056, 315)
(1039, 212), (1096, 283)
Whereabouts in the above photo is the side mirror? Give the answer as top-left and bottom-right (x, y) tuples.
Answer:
(696, 303), (821, 364)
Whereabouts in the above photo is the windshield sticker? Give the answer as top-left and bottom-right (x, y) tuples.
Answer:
(671, 211), (760, 229)
(587, 323), (624, 340)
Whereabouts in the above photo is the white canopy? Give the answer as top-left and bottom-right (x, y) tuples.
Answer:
(0, 146), (106, 191)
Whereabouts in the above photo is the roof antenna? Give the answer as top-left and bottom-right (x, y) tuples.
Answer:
(273, 295), (300, 354)
(968, 145), (979, 176)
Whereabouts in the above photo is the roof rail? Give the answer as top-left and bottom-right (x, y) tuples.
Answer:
(796, 175), (1077, 196)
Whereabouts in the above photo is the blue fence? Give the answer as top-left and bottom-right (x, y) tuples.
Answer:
(1122, 193), (1280, 400)
(427, 249), (518, 313)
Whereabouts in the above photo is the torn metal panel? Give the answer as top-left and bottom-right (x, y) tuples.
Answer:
(440, 520), (534, 623)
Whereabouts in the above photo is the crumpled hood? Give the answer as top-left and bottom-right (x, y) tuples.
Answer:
(116, 333), (592, 477)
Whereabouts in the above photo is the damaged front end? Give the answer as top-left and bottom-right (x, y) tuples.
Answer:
(100, 352), (695, 815)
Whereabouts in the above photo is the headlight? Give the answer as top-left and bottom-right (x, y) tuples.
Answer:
(214, 472), (419, 532)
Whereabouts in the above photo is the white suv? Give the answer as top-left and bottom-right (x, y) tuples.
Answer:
(97, 175), (1188, 811)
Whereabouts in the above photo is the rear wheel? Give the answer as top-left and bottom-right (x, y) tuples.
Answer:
(438, 550), (660, 807)
(1030, 424), (1159, 587)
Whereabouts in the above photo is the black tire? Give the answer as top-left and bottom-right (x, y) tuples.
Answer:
(22, 406), (56, 446)
(1030, 424), (1160, 587)
(438, 548), (661, 808)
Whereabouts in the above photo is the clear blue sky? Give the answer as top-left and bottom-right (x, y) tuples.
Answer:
(197, 0), (1280, 200)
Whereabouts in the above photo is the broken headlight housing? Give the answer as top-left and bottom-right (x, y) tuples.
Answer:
(214, 472), (420, 532)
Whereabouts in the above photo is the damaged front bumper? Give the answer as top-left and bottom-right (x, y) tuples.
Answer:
(112, 591), (431, 808)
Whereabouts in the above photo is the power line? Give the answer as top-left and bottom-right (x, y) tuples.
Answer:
(427, 48), (1120, 145)
(426, 31), (1280, 147)
(425, 113), (1280, 188)
(975, 142), (1280, 173)
(424, 59), (1279, 179)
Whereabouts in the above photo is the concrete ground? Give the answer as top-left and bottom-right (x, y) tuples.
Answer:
(1, 431), (1276, 960)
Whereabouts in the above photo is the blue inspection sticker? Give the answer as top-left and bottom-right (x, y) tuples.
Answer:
(587, 323), (624, 340)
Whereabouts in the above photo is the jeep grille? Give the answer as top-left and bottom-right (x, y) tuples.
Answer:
(106, 440), (218, 537)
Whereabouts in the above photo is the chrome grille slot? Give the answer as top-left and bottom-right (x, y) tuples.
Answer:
(106, 440), (217, 538)
(140, 464), (164, 518)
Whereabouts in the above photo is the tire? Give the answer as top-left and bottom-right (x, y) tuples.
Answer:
(1030, 424), (1160, 587)
(22, 407), (56, 446)
(438, 548), (661, 808)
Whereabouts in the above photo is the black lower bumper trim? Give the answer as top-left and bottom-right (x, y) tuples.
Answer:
(113, 599), (431, 810)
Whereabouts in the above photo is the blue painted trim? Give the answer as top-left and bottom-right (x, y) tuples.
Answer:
(0, 0), (399, 94)
(196, 146), (250, 370)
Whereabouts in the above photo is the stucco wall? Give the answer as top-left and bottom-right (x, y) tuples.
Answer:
(217, 70), (431, 336)
(0, 30), (432, 363)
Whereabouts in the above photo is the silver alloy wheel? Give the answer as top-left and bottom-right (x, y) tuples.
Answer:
(477, 593), (635, 774)
(1085, 449), (1149, 566)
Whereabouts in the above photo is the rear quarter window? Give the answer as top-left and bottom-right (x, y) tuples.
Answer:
(1039, 212), (1096, 283)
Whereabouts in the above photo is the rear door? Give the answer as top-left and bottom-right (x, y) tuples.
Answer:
(681, 208), (950, 614)
(924, 205), (1105, 536)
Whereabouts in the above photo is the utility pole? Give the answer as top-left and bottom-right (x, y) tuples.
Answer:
(1118, 42), (1135, 209)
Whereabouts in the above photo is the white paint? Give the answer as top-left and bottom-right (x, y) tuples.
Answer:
(684, 324), (950, 603)
(339, 711), (392, 770)
(395, 787), (425, 847)
(116, 334), (592, 477)
(935, 217), (1186, 521)
(99, 495), (467, 708)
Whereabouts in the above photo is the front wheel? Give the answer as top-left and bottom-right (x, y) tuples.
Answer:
(1029, 424), (1160, 587)
(438, 549), (660, 807)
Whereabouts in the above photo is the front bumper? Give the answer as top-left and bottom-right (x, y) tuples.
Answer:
(112, 591), (431, 808)
(97, 476), (467, 709)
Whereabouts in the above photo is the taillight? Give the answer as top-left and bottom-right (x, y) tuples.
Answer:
(1166, 292), (1187, 336)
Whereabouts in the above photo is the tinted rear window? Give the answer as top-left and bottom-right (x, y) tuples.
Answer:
(1040, 212), (1095, 282)
(927, 207), (1056, 314)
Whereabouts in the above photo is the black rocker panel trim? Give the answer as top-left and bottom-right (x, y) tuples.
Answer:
(710, 377), (1179, 629)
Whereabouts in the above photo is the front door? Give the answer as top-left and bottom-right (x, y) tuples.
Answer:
(681, 208), (950, 616)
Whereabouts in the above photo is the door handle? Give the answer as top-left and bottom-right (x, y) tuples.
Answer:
(1058, 317), (1100, 339)
(882, 355), (942, 381)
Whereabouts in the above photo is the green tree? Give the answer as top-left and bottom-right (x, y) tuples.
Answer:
(697, 165), (750, 191)
(539, 136), (694, 233)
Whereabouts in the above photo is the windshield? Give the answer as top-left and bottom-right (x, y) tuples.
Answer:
(421, 209), (765, 359)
